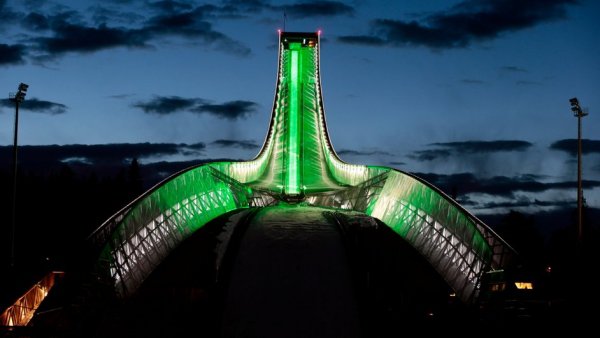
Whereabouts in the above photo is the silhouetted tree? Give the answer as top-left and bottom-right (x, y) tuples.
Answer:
(496, 210), (545, 269)
(127, 158), (144, 199)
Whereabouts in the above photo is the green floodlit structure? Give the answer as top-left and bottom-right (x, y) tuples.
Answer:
(90, 32), (514, 303)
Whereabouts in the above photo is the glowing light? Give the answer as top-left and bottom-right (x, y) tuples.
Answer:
(286, 48), (300, 195)
(514, 282), (533, 290)
(0, 272), (63, 326)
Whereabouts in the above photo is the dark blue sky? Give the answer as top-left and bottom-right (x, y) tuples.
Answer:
(0, 0), (599, 217)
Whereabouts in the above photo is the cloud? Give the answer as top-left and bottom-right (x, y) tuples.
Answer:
(222, 0), (271, 14)
(5, 0), (355, 61)
(90, 6), (145, 26)
(550, 139), (600, 155)
(19, 3), (251, 60)
(410, 140), (532, 161)
(222, 0), (354, 19)
(337, 149), (393, 156)
(0, 142), (206, 167)
(0, 142), (239, 188)
(415, 172), (600, 198)
(281, 1), (354, 18)
(409, 149), (452, 161)
(22, 12), (50, 31)
(133, 96), (199, 115)
(337, 35), (386, 46)
(212, 139), (260, 150)
(337, 0), (575, 49)
(476, 198), (574, 210)
(433, 140), (533, 153)
(148, 0), (194, 13)
(0, 44), (26, 65)
(0, 98), (68, 114)
(501, 65), (527, 73)
(0, 0), (21, 29)
(142, 158), (236, 183)
(108, 93), (135, 99)
(193, 100), (258, 120)
(134, 96), (258, 120)
(34, 22), (148, 55)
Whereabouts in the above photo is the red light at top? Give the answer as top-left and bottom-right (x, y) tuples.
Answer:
(277, 29), (282, 35)
(317, 29), (322, 36)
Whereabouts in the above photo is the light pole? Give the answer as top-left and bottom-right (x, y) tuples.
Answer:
(9, 82), (28, 268)
(569, 97), (587, 247)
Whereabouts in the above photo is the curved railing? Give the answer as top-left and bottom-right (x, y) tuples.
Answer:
(89, 164), (274, 297)
(307, 167), (514, 302)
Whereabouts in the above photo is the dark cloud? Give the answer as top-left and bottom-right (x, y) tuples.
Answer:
(138, 5), (251, 55)
(23, 12), (50, 31)
(0, 98), (67, 115)
(501, 66), (527, 73)
(222, 0), (271, 14)
(410, 140), (532, 161)
(476, 198), (573, 210)
(337, 149), (393, 156)
(337, 35), (386, 46)
(134, 96), (258, 120)
(281, 1), (354, 18)
(0, 0), (21, 28)
(415, 172), (600, 198)
(149, 0), (194, 13)
(550, 139), (600, 155)
(108, 94), (135, 99)
(22, 3), (251, 59)
(338, 0), (575, 49)
(142, 158), (236, 183)
(212, 139), (260, 150)
(20, 98), (68, 114)
(0, 142), (206, 167)
(133, 96), (200, 115)
(193, 100), (258, 120)
(389, 161), (406, 166)
(409, 149), (452, 162)
(432, 140), (533, 153)
(0, 143), (238, 189)
(90, 6), (145, 26)
(0, 44), (26, 65)
(34, 22), (148, 54)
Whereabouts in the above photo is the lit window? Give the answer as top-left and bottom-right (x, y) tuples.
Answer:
(514, 282), (533, 290)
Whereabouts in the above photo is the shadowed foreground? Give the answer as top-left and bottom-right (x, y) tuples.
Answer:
(63, 204), (451, 337)
(221, 205), (360, 337)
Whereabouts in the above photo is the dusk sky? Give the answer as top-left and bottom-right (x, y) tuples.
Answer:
(1, 0), (599, 219)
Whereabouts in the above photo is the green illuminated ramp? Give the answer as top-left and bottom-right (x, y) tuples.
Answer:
(216, 32), (385, 195)
(90, 32), (514, 303)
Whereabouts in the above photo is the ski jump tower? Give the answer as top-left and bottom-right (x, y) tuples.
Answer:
(91, 32), (513, 303)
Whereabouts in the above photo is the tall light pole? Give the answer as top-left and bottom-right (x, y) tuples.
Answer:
(569, 97), (587, 247)
(9, 82), (28, 268)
